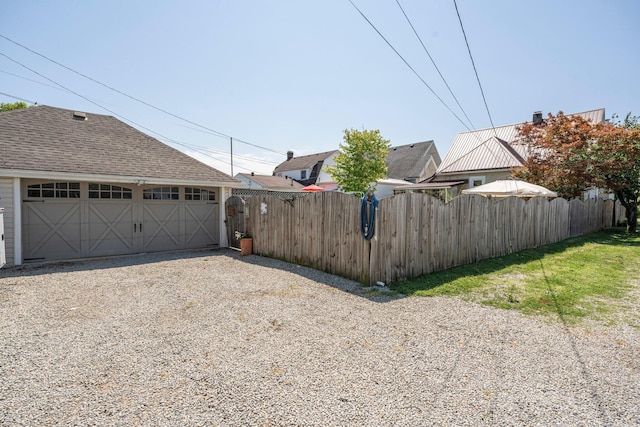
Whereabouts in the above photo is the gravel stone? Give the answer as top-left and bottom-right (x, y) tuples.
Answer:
(0, 249), (638, 426)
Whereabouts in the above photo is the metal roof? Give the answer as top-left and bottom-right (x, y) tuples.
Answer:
(437, 108), (605, 175)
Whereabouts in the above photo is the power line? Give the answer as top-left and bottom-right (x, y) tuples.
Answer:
(0, 33), (286, 156)
(1, 52), (274, 175)
(0, 68), (65, 91)
(176, 140), (279, 166)
(348, 1), (509, 167)
(452, 0), (497, 136)
(0, 91), (36, 104)
(347, 0), (474, 133)
(0, 52), (228, 168)
(394, 0), (476, 130)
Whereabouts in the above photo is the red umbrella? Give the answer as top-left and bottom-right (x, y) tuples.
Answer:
(302, 184), (324, 192)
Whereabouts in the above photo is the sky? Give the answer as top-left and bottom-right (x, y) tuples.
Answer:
(2, 0), (639, 177)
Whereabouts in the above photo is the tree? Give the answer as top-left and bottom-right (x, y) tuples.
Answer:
(515, 112), (640, 233)
(595, 113), (640, 233)
(324, 128), (391, 196)
(0, 101), (29, 112)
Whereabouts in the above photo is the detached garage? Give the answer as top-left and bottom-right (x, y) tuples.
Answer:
(0, 105), (241, 266)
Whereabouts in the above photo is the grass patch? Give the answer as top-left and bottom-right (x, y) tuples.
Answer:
(390, 228), (640, 326)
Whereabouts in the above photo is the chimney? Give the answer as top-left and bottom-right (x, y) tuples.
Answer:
(287, 151), (294, 161)
(533, 111), (543, 125)
(251, 172), (254, 176)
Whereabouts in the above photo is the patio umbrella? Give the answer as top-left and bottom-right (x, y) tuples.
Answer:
(302, 184), (325, 192)
(461, 179), (557, 198)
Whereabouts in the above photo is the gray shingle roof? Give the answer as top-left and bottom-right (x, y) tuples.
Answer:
(0, 105), (237, 184)
(385, 141), (440, 182)
(273, 150), (337, 175)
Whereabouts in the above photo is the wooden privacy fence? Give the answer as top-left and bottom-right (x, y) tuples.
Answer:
(244, 192), (619, 285)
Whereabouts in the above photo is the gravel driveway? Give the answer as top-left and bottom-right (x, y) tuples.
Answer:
(1, 249), (638, 426)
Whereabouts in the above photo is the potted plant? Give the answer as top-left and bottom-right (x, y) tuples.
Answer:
(235, 231), (252, 256)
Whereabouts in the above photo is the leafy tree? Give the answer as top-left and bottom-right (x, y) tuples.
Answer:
(325, 128), (391, 196)
(515, 112), (640, 233)
(0, 101), (29, 112)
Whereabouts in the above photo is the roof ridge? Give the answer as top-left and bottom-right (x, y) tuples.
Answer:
(455, 107), (605, 135)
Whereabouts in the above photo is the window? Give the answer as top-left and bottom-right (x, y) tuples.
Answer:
(143, 187), (179, 200)
(469, 176), (486, 188)
(185, 187), (216, 201)
(89, 184), (133, 199)
(300, 170), (307, 180)
(27, 182), (80, 198)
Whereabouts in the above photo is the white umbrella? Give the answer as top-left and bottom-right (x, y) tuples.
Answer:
(461, 180), (557, 198)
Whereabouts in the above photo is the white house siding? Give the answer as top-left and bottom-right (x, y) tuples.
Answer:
(0, 178), (14, 266)
(317, 153), (337, 185)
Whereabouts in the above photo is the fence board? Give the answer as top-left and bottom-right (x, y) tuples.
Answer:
(244, 193), (615, 285)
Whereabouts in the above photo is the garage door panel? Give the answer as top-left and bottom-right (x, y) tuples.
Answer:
(23, 202), (82, 260)
(184, 203), (219, 248)
(88, 202), (135, 256)
(142, 203), (181, 252)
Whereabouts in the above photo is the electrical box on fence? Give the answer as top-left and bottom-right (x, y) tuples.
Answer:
(0, 208), (5, 268)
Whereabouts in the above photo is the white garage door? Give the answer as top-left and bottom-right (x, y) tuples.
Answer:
(22, 181), (219, 262)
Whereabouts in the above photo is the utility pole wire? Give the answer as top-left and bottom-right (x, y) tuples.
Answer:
(0, 91), (36, 104)
(0, 33), (285, 156)
(347, 0), (474, 133)
(394, 0), (476, 131)
(452, 0), (497, 137)
(2, 54), (266, 175)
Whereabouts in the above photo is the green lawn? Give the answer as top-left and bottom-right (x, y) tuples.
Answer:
(390, 228), (640, 326)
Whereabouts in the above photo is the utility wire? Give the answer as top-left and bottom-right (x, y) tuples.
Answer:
(177, 140), (279, 166)
(347, 0), (473, 133)
(394, 0), (476, 130)
(0, 33), (285, 156)
(348, 1), (509, 168)
(0, 91), (36, 104)
(1, 68), (66, 91)
(0, 52), (226, 169)
(1, 52), (270, 175)
(452, 0), (497, 136)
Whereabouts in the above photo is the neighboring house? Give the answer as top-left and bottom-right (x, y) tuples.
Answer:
(0, 105), (242, 267)
(234, 173), (304, 191)
(375, 178), (413, 199)
(273, 141), (441, 194)
(385, 140), (441, 183)
(273, 150), (339, 190)
(422, 108), (606, 198)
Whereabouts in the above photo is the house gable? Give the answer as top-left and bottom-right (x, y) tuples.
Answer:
(437, 136), (524, 174)
(386, 141), (441, 183)
(272, 150), (338, 185)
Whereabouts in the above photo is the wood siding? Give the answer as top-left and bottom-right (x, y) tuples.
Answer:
(246, 192), (619, 285)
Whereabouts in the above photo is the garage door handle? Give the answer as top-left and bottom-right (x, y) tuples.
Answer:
(139, 223), (143, 232)
(134, 223), (136, 232)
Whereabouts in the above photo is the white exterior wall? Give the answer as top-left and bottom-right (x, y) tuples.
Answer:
(278, 169), (307, 181)
(0, 178), (14, 267)
(317, 153), (338, 185)
(234, 174), (262, 189)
